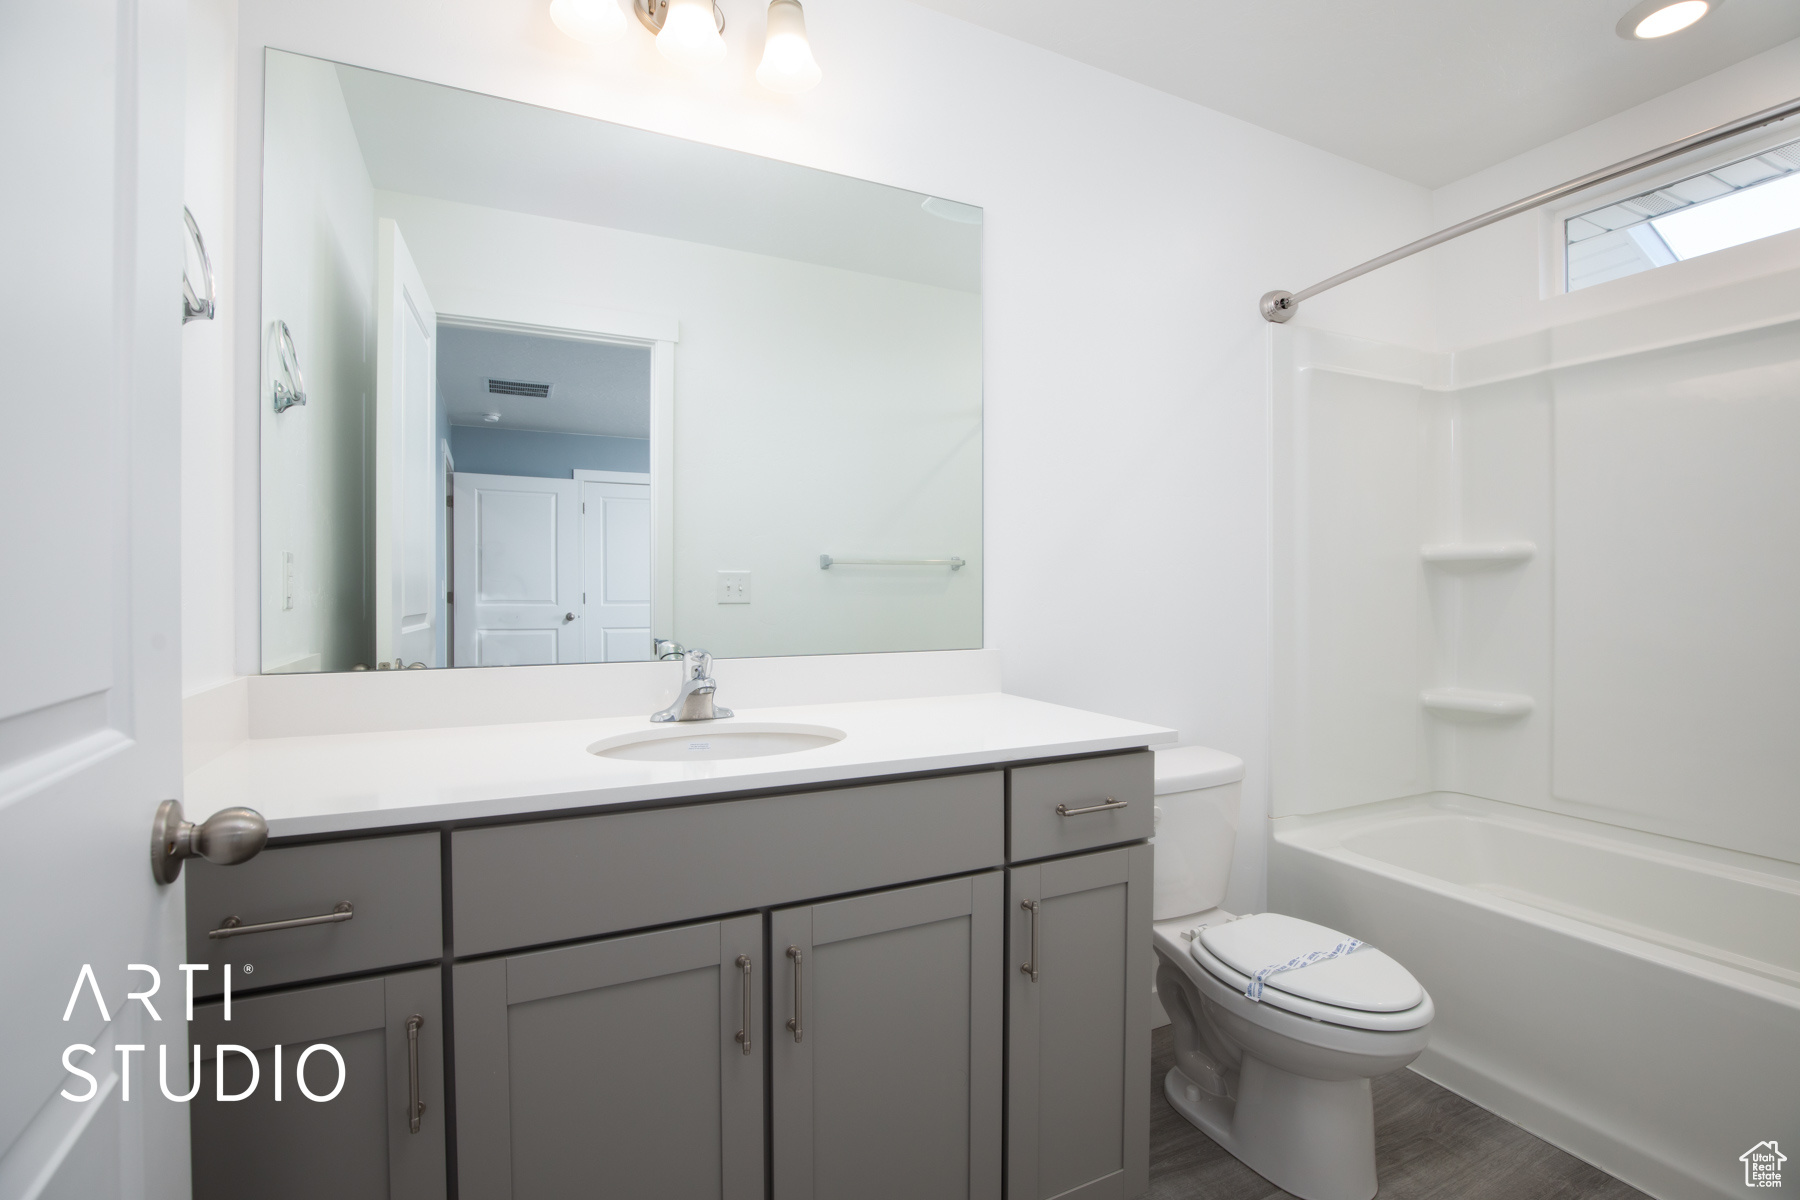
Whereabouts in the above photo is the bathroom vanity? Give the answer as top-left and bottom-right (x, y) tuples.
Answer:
(180, 694), (1167, 1200)
(173, 38), (1165, 1198)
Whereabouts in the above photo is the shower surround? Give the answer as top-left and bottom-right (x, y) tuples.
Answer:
(1266, 272), (1800, 1200)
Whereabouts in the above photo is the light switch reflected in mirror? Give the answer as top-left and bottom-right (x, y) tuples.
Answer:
(258, 49), (982, 674)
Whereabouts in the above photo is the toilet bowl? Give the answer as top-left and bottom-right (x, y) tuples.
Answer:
(1150, 747), (1433, 1200)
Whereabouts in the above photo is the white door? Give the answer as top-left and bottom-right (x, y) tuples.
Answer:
(375, 219), (438, 668)
(0, 0), (189, 1196)
(452, 474), (582, 666)
(579, 476), (653, 662)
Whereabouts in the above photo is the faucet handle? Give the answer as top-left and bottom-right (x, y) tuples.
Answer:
(686, 648), (714, 679)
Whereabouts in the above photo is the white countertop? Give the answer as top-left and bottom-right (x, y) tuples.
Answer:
(184, 692), (1175, 837)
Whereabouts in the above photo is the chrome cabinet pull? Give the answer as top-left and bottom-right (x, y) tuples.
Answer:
(735, 955), (753, 1055)
(209, 901), (354, 940)
(786, 946), (804, 1042)
(406, 1014), (425, 1133)
(1056, 797), (1128, 817)
(1020, 899), (1040, 983)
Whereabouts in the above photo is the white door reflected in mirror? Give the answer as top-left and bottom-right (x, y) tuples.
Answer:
(579, 472), (653, 661)
(376, 219), (441, 669)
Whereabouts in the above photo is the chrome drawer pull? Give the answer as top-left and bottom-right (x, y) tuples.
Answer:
(406, 1014), (426, 1133)
(735, 955), (753, 1055)
(786, 946), (804, 1043)
(1056, 797), (1127, 817)
(208, 901), (354, 940)
(1020, 899), (1040, 983)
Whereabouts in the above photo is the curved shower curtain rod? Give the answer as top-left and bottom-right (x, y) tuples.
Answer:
(1260, 94), (1800, 323)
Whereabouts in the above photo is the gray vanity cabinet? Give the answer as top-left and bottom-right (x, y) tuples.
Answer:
(770, 872), (1004, 1200)
(189, 967), (446, 1200)
(186, 752), (1153, 1199)
(453, 914), (765, 1200)
(1006, 844), (1152, 1200)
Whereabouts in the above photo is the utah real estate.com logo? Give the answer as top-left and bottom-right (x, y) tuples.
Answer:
(1741, 1141), (1785, 1189)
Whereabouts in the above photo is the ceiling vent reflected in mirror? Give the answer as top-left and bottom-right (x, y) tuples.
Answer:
(487, 379), (553, 398)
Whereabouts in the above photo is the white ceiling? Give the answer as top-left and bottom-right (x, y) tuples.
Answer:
(332, 59), (982, 292)
(438, 325), (651, 438)
(905, 0), (1800, 187)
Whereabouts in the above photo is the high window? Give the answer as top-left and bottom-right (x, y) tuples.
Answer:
(1565, 135), (1800, 292)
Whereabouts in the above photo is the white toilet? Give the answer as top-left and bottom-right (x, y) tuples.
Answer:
(1151, 746), (1434, 1200)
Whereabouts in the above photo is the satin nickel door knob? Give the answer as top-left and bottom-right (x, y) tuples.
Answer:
(150, 799), (269, 885)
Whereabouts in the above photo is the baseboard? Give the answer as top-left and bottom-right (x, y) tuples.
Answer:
(1412, 1041), (1726, 1200)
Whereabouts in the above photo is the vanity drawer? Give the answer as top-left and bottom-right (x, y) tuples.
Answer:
(451, 771), (1004, 957)
(1008, 752), (1153, 863)
(184, 832), (442, 996)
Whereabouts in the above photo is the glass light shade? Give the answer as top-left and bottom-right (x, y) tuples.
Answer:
(756, 0), (821, 94)
(657, 0), (727, 67)
(549, 0), (626, 45)
(1634, 0), (1708, 37)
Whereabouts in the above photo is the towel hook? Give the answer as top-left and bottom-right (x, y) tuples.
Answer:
(181, 206), (216, 323)
(271, 320), (308, 413)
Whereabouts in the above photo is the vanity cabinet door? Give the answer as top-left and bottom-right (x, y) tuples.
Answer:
(453, 915), (763, 1200)
(1008, 845), (1152, 1200)
(770, 872), (1003, 1200)
(189, 967), (447, 1200)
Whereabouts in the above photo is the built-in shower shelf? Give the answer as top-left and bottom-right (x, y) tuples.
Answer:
(1421, 688), (1534, 720)
(1420, 540), (1536, 568)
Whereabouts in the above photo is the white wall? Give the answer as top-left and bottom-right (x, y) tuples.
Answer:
(374, 189), (984, 659)
(182, 0), (1437, 911)
(181, 0), (239, 695)
(257, 52), (377, 672)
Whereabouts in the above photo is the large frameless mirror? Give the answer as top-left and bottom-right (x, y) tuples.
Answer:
(258, 49), (983, 673)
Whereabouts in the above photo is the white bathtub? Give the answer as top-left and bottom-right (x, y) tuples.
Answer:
(1270, 793), (1800, 1200)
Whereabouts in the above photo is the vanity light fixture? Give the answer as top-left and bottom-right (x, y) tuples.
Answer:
(549, 0), (626, 44)
(1617, 0), (1716, 39)
(756, 0), (821, 94)
(639, 0), (728, 67)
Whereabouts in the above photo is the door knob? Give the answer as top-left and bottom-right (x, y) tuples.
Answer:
(563, 612), (576, 623)
(150, 799), (269, 885)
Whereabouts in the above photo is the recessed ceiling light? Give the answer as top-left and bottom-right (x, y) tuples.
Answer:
(482, 412), (501, 423)
(1617, 0), (1716, 39)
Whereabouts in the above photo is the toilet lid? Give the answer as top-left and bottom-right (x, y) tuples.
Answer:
(1197, 913), (1423, 1013)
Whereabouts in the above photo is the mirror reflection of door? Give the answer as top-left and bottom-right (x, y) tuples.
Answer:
(375, 219), (440, 668)
(576, 472), (653, 662)
(440, 326), (654, 666)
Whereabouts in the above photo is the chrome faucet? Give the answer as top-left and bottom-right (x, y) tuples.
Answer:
(651, 649), (734, 723)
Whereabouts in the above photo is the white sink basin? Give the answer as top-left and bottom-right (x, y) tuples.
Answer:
(588, 722), (846, 762)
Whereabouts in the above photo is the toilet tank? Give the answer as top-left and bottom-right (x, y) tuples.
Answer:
(1152, 746), (1245, 920)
